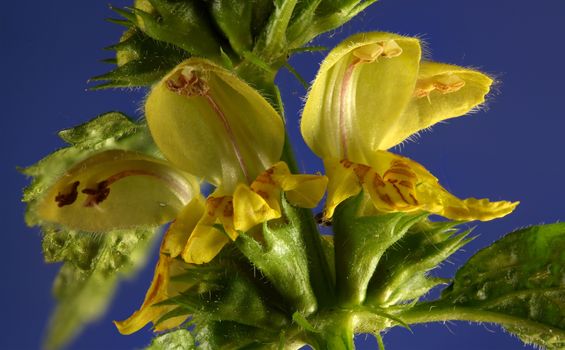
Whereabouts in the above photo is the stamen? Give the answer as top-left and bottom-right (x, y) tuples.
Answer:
(82, 180), (110, 207)
(414, 74), (466, 100)
(55, 181), (80, 207)
(342, 158), (419, 211)
(166, 68), (210, 97)
(80, 169), (192, 207)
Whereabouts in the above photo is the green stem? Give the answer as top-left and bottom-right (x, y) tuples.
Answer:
(401, 303), (564, 335)
(307, 311), (355, 350)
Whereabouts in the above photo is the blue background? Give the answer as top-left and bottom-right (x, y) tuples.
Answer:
(3, 0), (564, 349)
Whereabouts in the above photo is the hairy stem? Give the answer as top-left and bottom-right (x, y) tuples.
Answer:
(401, 303), (562, 335)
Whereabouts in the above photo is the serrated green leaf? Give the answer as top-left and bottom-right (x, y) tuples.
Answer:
(145, 329), (195, 350)
(236, 196), (318, 315)
(332, 193), (427, 306)
(194, 320), (279, 350)
(123, 1), (223, 60)
(93, 28), (188, 89)
(165, 247), (288, 332)
(250, 0), (274, 38)
(210, 0), (253, 55)
(366, 221), (472, 307)
(287, 0), (379, 48)
(438, 223), (565, 349)
(44, 227), (158, 350)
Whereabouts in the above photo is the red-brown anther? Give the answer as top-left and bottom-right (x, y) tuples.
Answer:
(253, 172), (275, 185)
(255, 190), (269, 200)
(54, 181), (80, 207)
(166, 70), (210, 97)
(340, 159), (353, 168)
(223, 200), (234, 217)
(82, 181), (111, 207)
(207, 197), (223, 216)
(353, 164), (371, 179)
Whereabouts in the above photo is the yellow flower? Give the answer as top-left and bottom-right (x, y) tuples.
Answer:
(300, 32), (518, 220)
(36, 149), (201, 232)
(36, 58), (327, 334)
(145, 58), (327, 264)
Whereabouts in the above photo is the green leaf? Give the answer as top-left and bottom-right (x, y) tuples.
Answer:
(438, 223), (565, 349)
(332, 193), (427, 306)
(44, 227), (158, 350)
(194, 320), (279, 350)
(255, 0), (297, 59)
(366, 221), (472, 307)
(92, 28), (188, 89)
(236, 196), (319, 315)
(124, 1), (224, 60)
(145, 329), (195, 350)
(287, 0), (379, 47)
(165, 250), (288, 331)
(209, 0), (253, 55)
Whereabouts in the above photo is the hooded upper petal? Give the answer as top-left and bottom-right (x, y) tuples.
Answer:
(145, 58), (285, 193)
(301, 32), (422, 164)
(36, 150), (198, 232)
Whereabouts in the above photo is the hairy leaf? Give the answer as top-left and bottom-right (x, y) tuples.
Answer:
(162, 248), (288, 332)
(92, 28), (188, 89)
(145, 329), (195, 350)
(332, 193), (427, 306)
(44, 227), (157, 350)
(366, 221), (472, 307)
(439, 223), (565, 349)
(236, 196), (319, 315)
(116, 1), (223, 60)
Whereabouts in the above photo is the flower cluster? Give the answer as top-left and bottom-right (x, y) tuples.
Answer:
(33, 32), (517, 336)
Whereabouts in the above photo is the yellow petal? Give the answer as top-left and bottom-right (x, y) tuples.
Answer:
(380, 62), (493, 149)
(162, 196), (206, 258)
(181, 195), (234, 264)
(263, 162), (328, 208)
(301, 32), (421, 164)
(182, 222), (230, 265)
(326, 151), (518, 222)
(114, 255), (189, 335)
(146, 58), (284, 193)
(280, 174), (328, 208)
(36, 150), (198, 232)
(323, 158), (363, 220)
(233, 184), (281, 232)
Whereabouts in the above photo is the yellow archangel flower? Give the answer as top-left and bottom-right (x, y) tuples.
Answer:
(301, 32), (518, 221)
(35, 58), (327, 334)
